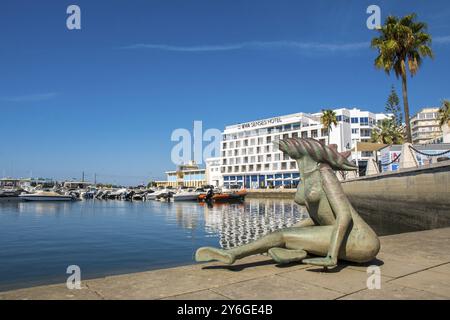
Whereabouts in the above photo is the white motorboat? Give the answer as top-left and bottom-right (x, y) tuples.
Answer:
(172, 191), (201, 201)
(171, 187), (207, 201)
(19, 191), (76, 201)
(146, 188), (170, 200)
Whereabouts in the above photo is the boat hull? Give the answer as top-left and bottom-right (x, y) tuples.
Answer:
(19, 195), (74, 201)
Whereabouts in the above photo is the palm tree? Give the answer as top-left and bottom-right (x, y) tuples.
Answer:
(320, 109), (338, 145)
(371, 118), (404, 145)
(438, 100), (450, 128)
(371, 13), (433, 143)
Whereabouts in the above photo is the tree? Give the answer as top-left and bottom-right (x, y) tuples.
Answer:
(371, 13), (433, 143)
(320, 109), (338, 145)
(385, 85), (402, 127)
(371, 118), (404, 145)
(438, 100), (450, 128)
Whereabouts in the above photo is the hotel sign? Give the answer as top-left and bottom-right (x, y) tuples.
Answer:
(237, 117), (283, 130)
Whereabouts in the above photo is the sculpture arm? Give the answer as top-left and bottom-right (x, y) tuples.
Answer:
(292, 217), (315, 228)
(303, 166), (352, 267)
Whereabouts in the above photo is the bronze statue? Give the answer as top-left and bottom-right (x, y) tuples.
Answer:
(195, 138), (380, 267)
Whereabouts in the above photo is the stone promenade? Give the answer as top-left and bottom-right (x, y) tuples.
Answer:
(1, 228), (449, 300)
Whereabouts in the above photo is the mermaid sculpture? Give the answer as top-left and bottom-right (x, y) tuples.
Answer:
(195, 138), (380, 267)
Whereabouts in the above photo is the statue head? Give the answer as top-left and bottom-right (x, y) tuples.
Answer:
(275, 138), (357, 171)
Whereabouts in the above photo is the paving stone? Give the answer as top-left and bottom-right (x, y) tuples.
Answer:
(339, 282), (448, 300)
(389, 270), (450, 298)
(211, 275), (342, 300)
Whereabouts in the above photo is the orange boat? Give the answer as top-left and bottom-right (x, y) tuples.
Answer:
(198, 190), (247, 203)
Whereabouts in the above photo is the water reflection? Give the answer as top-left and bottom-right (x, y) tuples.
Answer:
(202, 199), (307, 249)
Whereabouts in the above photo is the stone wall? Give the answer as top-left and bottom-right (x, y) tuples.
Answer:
(341, 161), (450, 230)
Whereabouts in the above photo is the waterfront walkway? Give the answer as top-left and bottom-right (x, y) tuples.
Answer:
(1, 228), (449, 300)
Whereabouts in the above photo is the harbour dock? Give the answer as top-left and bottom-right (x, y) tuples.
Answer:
(1, 227), (449, 300)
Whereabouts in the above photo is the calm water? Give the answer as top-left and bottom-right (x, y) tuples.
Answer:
(0, 199), (307, 291)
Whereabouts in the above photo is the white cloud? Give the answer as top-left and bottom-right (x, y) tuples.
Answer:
(121, 40), (370, 53)
(435, 35), (450, 44)
(1, 92), (58, 102)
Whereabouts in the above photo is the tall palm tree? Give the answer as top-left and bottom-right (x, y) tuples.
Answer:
(320, 109), (338, 145)
(371, 118), (404, 145)
(438, 100), (450, 128)
(371, 13), (433, 143)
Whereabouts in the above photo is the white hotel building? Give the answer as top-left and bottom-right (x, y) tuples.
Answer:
(216, 108), (389, 189)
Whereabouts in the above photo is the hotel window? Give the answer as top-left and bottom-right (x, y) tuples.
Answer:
(258, 137), (263, 145)
(311, 130), (318, 138)
(222, 151), (226, 157)
(227, 166), (232, 173)
(352, 128), (359, 134)
(244, 139), (249, 146)
(290, 161), (296, 169)
(258, 155), (263, 162)
(229, 141), (234, 148)
(301, 131), (308, 138)
(272, 163), (278, 170)
(360, 117), (369, 126)
(234, 149), (239, 156)
(292, 132), (298, 138)
(227, 150), (232, 156)
(283, 124), (292, 131)
(244, 156), (248, 164)
(249, 165), (254, 171)
(266, 154), (272, 162)
(275, 126), (282, 132)
(241, 165), (246, 172)
(256, 146), (261, 153)
(321, 128), (328, 136)
(336, 115), (342, 122)
(222, 159), (227, 165)
(283, 134), (289, 140)
(293, 123), (300, 130)
(236, 141), (241, 148)
(283, 153), (290, 160)
(257, 164), (262, 171)
(248, 148), (254, 155)
(241, 149), (246, 155)
(250, 139), (256, 146)
(264, 164), (270, 170)
(266, 136), (272, 144)
(251, 156), (256, 163)
(275, 153), (280, 161)
(281, 162), (287, 170)
(222, 143), (227, 150)
(234, 166), (239, 172)
(351, 117), (358, 123)
(264, 145), (270, 152)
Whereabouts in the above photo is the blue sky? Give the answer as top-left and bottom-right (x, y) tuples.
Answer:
(1, 0), (449, 185)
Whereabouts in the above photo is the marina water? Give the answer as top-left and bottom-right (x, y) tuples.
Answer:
(0, 197), (429, 291)
(0, 199), (306, 291)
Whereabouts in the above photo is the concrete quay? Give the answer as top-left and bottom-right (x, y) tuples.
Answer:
(1, 228), (449, 300)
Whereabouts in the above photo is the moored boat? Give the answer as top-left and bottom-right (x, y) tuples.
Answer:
(19, 191), (76, 201)
(198, 190), (247, 203)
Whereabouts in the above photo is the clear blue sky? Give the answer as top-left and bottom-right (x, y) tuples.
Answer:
(1, 0), (449, 185)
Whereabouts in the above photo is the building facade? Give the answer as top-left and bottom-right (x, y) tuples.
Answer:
(380, 143), (450, 172)
(411, 107), (442, 144)
(219, 108), (390, 189)
(162, 161), (206, 188)
(205, 157), (223, 187)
